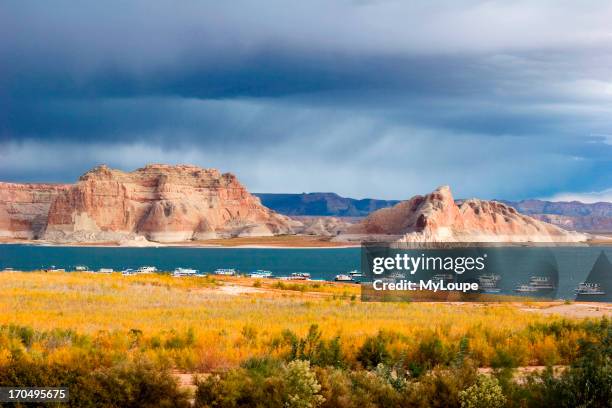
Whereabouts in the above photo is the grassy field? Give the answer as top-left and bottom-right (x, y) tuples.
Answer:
(0, 271), (608, 372)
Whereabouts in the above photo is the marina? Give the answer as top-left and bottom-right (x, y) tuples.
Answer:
(1, 245), (611, 298)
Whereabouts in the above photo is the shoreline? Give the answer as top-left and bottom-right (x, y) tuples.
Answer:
(0, 237), (360, 249)
(1, 234), (610, 249)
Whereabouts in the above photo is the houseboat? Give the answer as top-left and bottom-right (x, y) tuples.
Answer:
(136, 266), (157, 274)
(514, 276), (555, 293)
(214, 268), (236, 276)
(173, 268), (198, 277)
(575, 282), (605, 295)
(431, 273), (454, 282)
(478, 274), (502, 294)
(248, 270), (273, 278)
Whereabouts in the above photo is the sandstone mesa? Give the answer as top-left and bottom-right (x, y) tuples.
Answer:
(337, 186), (589, 243)
(0, 167), (591, 244)
(1, 164), (295, 243)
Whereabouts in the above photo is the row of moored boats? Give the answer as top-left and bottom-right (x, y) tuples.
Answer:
(4, 266), (606, 293)
(57, 266), (365, 282)
(475, 274), (604, 296)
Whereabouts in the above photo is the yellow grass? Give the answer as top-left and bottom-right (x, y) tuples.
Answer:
(0, 272), (604, 371)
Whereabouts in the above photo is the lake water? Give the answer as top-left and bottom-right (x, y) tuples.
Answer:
(1, 244), (611, 301)
(0, 244), (360, 280)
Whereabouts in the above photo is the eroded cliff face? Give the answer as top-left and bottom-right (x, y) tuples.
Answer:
(0, 183), (71, 239)
(0, 172), (592, 244)
(340, 186), (588, 243)
(1, 164), (296, 242)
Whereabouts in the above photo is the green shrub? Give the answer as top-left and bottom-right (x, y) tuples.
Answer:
(194, 359), (324, 408)
(195, 367), (286, 408)
(285, 360), (325, 408)
(518, 321), (611, 407)
(282, 325), (346, 368)
(408, 362), (478, 408)
(356, 332), (391, 369)
(415, 337), (452, 368)
(459, 375), (506, 408)
(0, 356), (190, 408)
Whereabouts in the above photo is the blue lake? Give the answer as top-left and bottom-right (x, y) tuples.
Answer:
(0, 244), (360, 280)
(2, 244), (611, 301)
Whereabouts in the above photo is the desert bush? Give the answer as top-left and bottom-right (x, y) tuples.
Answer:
(0, 356), (190, 407)
(413, 337), (453, 369)
(459, 375), (506, 408)
(356, 332), (392, 369)
(408, 362), (478, 408)
(520, 322), (611, 408)
(195, 358), (285, 407)
(285, 360), (325, 408)
(282, 325), (346, 368)
(194, 359), (324, 408)
(374, 363), (409, 391)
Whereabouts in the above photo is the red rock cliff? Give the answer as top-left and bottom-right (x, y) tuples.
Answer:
(0, 182), (70, 239)
(342, 186), (588, 243)
(1, 164), (295, 242)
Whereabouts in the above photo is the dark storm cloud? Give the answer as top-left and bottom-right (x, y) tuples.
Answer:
(2, 1), (612, 199)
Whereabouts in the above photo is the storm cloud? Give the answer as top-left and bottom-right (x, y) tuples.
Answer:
(1, 0), (612, 200)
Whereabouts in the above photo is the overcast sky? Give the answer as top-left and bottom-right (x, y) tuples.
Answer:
(1, 1), (612, 201)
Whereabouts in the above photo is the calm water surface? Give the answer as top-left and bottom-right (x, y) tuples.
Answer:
(0, 244), (360, 280)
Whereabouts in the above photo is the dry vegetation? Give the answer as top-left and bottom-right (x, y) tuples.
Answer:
(0, 271), (607, 372)
(1, 271), (610, 406)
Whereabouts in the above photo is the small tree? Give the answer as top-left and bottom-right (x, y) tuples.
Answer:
(459, 375), (506, 408)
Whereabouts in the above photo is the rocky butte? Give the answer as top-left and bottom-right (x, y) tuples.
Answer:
(0, 182), (70, 239)
(0, 170), (594, 244)
(338, 186), (589, 243)
(1, 164), (296, 243)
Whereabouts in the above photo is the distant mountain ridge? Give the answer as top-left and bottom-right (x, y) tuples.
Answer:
(254, 193), (399, 217)
(501, 200), (612, 232)
(500, 199), (612, 217)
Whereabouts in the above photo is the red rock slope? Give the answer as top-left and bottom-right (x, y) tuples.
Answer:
(0, 182), (70, 239)
(1, 164), (295, 243)
(340, 186), (588, 243)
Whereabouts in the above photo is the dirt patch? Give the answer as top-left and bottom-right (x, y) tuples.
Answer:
(521, 302), (612, 318)
(478, 366), (566, 383)
(218, 284), (267, 296)
(189, 235), (356, 247)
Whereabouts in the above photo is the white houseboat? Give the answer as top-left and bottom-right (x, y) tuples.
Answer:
(173, 268), (198, 277)
(575, 282), (605, 295)
(215, 268), (236, 276)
